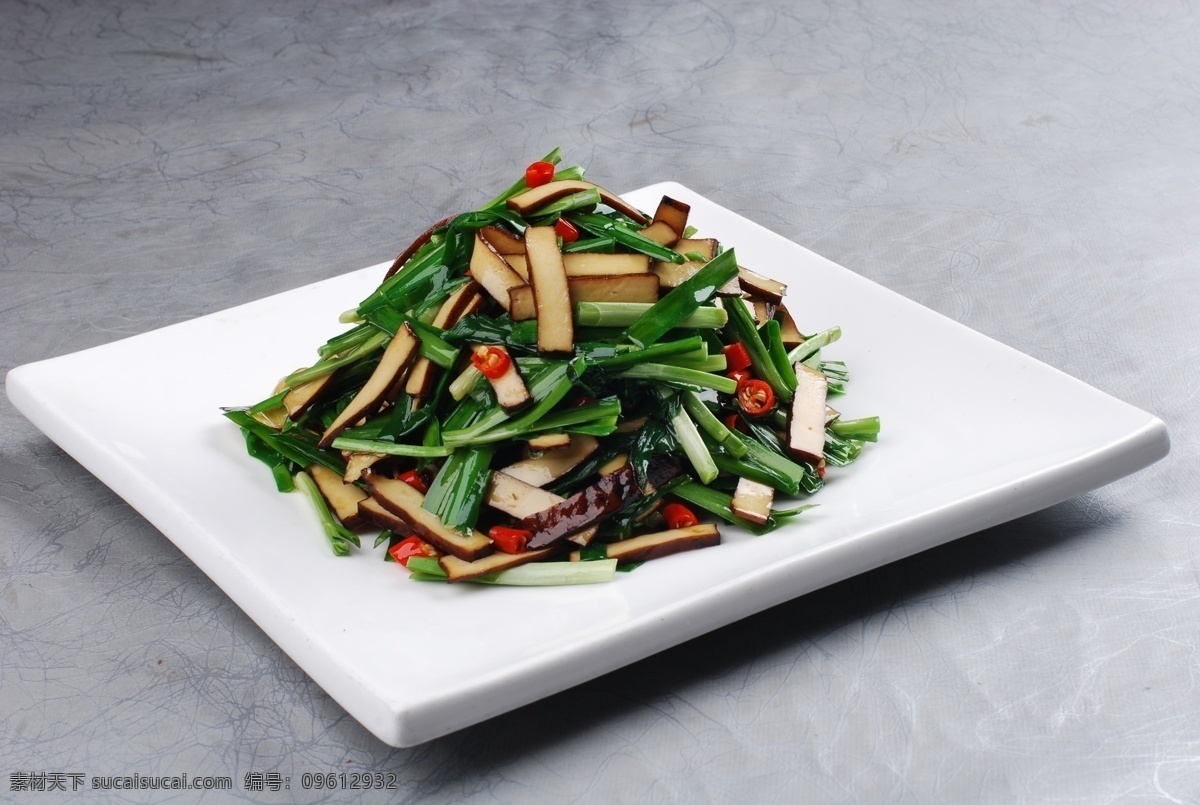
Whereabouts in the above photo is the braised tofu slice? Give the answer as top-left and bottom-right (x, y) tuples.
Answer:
(776, 305), (805, 349)
(527, 432), (571, 451)
(470, 231), (527, 312)
(509, 274), (660, 320)
(487, 471), (597, 545)
(385, 215), (452, 279)
(283, 373), (333, 419)
(439, 548), (557, 582)
(319, 323), (420, 448)
(523, 464), (642, 550)
(507, 179), (648, 224)
(653, 260), (742, 296)
(738, 266), (787, 304)
(406, 281), (484, 397)
(637, 220), (680, 247)
(787, 362), (828, 466)
(653, 195), (691, 237)
(507, 251), (650, 281)
(500, 435), (599, 488)
(569, 523), (720, 564)
(731, 477), (774, 525)
(563, 252), (650, 277)
(357, 496), (413, 536)
(365, 474), (493, 561)
(478, 224), (525, 255)
(471, 344), (531, 413)
(308, 463), (368, 529)
(525, 226), (574, 357)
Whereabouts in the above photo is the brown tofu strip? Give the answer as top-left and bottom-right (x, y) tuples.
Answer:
(507, 179), (648, 225)
(308, 463), (368, 529)
(385, 216), (452, 280)
(509, 274), (660, 321)
(469, 231), (526, 312)
(637, 220), (680, 247)
(283, 373), (333, 418)
(653, 195), (691, 236)
(570, 524), (720, 564)
(507, 252), (650, 281)
(478, 224), (525, 255)
(406, 281), (483, 397)
(500, 435), (599, 488)
(487, 472), (597, 545)
(357, 497), (413, 537)
(523, 464), (642, 550)
(440, 547), (557, 582)
(365, 474), (493, 561)
(787, 362), (828, 466)
(525, 226), (574, 357)
(738, 265), (787, 304)
(319, 324), (420, 448)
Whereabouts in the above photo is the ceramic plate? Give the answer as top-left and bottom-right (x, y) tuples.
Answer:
(5, 183), (1169, 747)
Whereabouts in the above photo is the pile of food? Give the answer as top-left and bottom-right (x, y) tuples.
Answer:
(224, 150), (879, 585)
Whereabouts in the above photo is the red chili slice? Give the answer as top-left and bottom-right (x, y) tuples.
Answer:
(471, 345), (511, 379)
(525, 161), (555, 188)
(398, 469), (428, 494)
(554, 218), (580, 243)
(723, 413), (743, 433)
(488, 525), (532, 555)
(736, 378), (775, 417)
(662, 503), (699, 530)
(722, 342), (752, 372)
(727, 368), (752, 386)
(389, 535), (435, 567)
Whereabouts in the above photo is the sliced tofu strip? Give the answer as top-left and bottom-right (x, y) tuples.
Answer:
(670, 238), (717, 261)
(309, 463), (368, 529)
(653, 195), (691, 237)
(527, 432), (571, 451)
(471, 344), (531, 413)
(653, 260), (743, 296)
(564, 252), (650, 277)
(776, 304), (805, 348)
(731, 477), (775, 525)
(406, 281), (484, 397)
(385, 215), (452, 279)
(504, 253), (530, 282)
(357, 496), (414, 536)
(825, 405), (841, 424)
(569, 523), (720, 564)
(509, 274), (661, 321)
(525, 226), (574, 357)
(500, 435), (599, 488)
(651, 237), (739, 294)
(597, 453), (628, 478)
(365, 474), (493, 561)
(487, 472), (597, 545)
(343, 451), (386, 483)
(637, 220), (680, 247)
(318, 324), (420, 448)
(506, 179), (649, 224)
(439, 548), (558, 582)
(487, 471), (567, 519)
(738, 266), (787, 304)
(787, 362), (828, 465)
(283, 373), (334, 419)
(523, 464), (642, 550)
(750, 298), (776, 327)
(470, 231), (527, 312)
(478, 224), (525, 255)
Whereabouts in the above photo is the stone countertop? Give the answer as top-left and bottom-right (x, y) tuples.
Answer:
(3, 1), (1197, 801)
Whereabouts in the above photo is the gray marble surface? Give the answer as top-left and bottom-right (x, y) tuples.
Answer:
(2, 0), (1197, 801)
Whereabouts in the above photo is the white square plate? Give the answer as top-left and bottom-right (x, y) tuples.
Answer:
(6, 183), (1169, 747)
